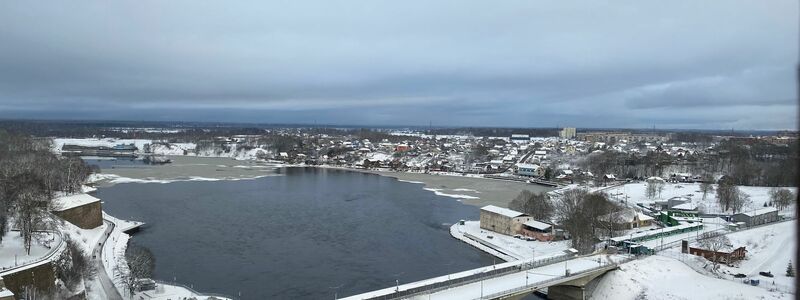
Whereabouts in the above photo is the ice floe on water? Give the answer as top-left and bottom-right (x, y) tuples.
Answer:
(423, 188), (480, 200)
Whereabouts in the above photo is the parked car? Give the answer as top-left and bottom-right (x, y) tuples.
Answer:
(513, 234), (522, 239)
(759, 271), (774, 278)
(733, 273), (747, 278)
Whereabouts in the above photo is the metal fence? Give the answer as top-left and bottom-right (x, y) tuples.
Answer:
(358, 254), (576, 300)
(0, 229), (65, 276)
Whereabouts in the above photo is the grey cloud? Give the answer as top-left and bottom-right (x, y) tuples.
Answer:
(0, 1), (796, 129)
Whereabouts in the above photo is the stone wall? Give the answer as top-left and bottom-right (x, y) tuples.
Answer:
(2, 262), (56, 297)
(54, 201), (102, 229)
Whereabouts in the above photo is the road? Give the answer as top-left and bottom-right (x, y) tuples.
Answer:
(93, 219), (123, 300)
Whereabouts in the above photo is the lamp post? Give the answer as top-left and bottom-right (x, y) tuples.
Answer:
(391, 272), (404, 292)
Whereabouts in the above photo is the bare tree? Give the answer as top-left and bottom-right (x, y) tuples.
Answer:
(554, 189), (617, 253)
(54, 237), (96, 291)
(116, 245), (155, 296)
(7, 173), (53, 254)
(716, 176), (736, 212)
(769, 188), (795, 210)
(508, 190), (553, 221)
(698, 232), (732, 270)
(700, 174), (714, 200)
(730, 189), (750, 214)
(645, 178), (664, 199)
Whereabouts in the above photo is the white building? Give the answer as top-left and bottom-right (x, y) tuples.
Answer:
(559, 127), (577, 139)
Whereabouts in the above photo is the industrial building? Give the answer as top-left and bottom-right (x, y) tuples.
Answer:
(731, 207), (779, 227)
(479, 205), (534, 236)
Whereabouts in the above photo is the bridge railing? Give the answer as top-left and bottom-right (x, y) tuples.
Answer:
(0, 229), (65, 276)
(480, 256), (636, 300)
(356, 253), (576, 300)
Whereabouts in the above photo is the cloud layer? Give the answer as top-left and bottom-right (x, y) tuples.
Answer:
(0, 1), (796, 129)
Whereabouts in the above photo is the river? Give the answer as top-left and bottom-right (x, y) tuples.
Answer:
(95, 166), (497, 299)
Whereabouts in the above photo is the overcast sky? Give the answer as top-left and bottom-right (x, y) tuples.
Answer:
(0, 1), (796, 129)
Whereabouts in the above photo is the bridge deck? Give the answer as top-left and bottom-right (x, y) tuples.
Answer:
(342, 254), (632, 300)
(409, 254), (630, 300)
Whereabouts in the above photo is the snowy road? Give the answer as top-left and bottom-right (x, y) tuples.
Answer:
(94, 219), (123, 300)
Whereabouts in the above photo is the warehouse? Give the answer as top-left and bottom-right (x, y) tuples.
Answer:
(731, 207), (779, 227)
(479, 205), (533, 236)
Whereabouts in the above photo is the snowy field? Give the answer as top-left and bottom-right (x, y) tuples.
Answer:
(604, 182), (797, 216)
(591, 255), (791, 300)
(452, 221), (571, 261)
(717, 221), (795, 290)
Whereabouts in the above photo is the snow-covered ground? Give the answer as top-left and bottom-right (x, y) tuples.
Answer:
(53, 138), (272, 160)
(724, 220), (797, 289)
(52, 138), (153, 152)
(605, 182), (796, 217)
(0, 230), (60, 270)
(592, 254), (791, 300)
(451, 221), (571, 262)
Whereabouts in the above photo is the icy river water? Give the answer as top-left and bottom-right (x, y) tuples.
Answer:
(95, 166), (495, 299)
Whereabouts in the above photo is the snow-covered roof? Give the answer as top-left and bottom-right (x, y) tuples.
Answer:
(637, 212), (655, 221)
(516, 163), (540, 169)
(53, 193), (100, 211)
(523, 220), (552, 231)
(0, 288), (13, 297)
(480, 205), (527, 218)
(672, 203), (698, 211)
(737, 207), (779, 217)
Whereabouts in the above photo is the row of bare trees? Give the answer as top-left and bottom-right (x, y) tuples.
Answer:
(0, 131), (94, 252)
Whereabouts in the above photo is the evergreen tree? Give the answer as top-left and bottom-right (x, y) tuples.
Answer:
(787, 261), (795, 277)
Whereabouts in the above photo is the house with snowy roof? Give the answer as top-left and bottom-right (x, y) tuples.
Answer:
(598, 208), (655, 230)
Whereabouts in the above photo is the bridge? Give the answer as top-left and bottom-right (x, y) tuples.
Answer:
(341, 254), (634, 300)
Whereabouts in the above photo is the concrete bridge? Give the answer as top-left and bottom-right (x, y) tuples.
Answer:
(341, 254), (634, 300)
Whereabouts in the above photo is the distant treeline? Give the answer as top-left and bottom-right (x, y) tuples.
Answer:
(582, 138), (797, 187)
(0, 120), (794, 142)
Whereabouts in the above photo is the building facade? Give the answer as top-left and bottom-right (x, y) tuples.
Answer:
(479, 205), (533, 236)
